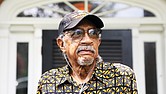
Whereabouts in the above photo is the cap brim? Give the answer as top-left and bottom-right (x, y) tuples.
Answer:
(64, 15), (104, 30)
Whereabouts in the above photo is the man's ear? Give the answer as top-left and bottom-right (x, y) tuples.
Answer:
(98, 38), (101, 46)
(56, 37), (66, 53)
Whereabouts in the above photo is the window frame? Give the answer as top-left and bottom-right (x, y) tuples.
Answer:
(8, 33), (38, 94)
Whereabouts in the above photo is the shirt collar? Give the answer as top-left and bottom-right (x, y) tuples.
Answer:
(55, 65), (70, 86)
(94, 61), (107, 84)
(55, 61), (108, 86)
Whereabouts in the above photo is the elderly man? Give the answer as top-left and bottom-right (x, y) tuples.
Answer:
(37, 10), (138, 94)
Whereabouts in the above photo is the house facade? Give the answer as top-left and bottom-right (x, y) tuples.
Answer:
(0, 0), (166, 94)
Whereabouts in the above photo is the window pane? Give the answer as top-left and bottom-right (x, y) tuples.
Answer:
(17, 1), (155, 18)
(144, 42), (158, 94)
(16, 43), (28, 94)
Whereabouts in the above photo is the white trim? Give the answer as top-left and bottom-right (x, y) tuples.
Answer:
(10, 25), (34, 33)
(163, 24), (166, 93)
(139, 31), (164, 94)
(8, 35), (17, 94)
(0, 38), (9, 94)
(7, 32), (42, 94)
(1, 0), (166, 21)
(132, 28), (146, 94)
(29, 28), (42, 94)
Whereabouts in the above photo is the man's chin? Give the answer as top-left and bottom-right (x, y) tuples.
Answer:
(77, 56), (94, 66)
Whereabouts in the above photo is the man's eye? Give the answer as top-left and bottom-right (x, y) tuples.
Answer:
(89, 29), (99, 36)
(89, 29), (96, 35)
(71, 29), (83, 37)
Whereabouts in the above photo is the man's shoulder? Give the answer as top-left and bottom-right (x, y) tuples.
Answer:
(37, 65), (70, 91)
(112, 63), (134, 74)
(103, 62), (135, 75)
(41, 65), (68, 77)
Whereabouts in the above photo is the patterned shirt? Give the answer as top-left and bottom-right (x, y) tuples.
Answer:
(37, 62), (138, 94)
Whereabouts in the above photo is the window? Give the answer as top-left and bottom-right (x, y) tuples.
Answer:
(17, 1), (155, 18)
(16, 43), (28, 94)
(144, 42), (158, 94)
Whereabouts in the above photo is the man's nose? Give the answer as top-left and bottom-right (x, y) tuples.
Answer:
(80, 32), (93, 44)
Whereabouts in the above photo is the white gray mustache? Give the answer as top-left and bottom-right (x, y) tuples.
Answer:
(76, 46), (95, 54)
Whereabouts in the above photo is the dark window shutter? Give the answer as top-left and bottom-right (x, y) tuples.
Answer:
(100, 30), (132, 67)
(42, 29), (132, 73)
(99, 40), (122, 63)
(52, 39), (66, 68)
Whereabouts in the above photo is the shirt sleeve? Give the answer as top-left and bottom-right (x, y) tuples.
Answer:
(113, 63), (138, 94)
(36, 76), (43, 94)
(131, 72), (138, 94)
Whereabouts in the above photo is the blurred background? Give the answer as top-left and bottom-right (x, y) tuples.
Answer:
(0, 0), (166, 94)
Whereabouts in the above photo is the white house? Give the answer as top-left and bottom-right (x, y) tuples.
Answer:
(0, 0), (166, 94)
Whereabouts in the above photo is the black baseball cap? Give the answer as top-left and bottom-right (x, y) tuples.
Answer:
(58, 10), (104, 35)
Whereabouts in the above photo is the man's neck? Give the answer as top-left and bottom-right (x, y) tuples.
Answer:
(71, 62), (96, 84)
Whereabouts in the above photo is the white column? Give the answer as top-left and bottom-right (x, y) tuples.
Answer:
(132, 27), (146, 94)
(0, 26), (9, 94)
(28, 28), (42, 94)
(163, 24), (166, 94)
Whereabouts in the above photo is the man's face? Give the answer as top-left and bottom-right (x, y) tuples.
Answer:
(57, 19), (101, 67)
